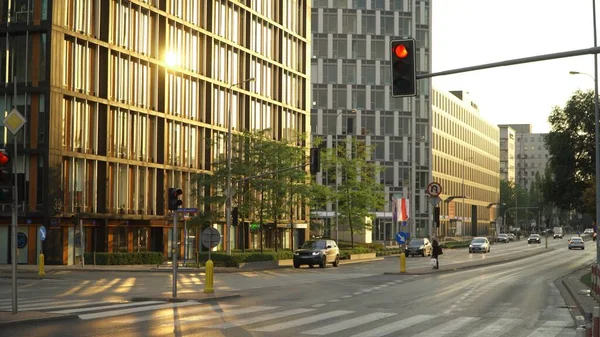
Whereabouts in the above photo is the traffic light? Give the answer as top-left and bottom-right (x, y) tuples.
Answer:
(232, 207), (239, 226)
(310, 147), (320, 174)
(390, 39), (416, 97)
(433, 206), (440, 228)
(0, 150), (11, 203)
(168, 188), (183, 210)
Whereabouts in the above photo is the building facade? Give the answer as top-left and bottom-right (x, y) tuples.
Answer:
(432, 89), (500, 238)
(309, 0), (432, 243)
(0, 0), (312, 265)
(498, 125), (516, 182)
(502, 124), (549, 190)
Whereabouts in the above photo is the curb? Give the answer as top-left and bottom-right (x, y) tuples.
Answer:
(131, 293), (241, 303)
(559, 265), (594, 327)
(0, 313), (80, 327)
(383, 247), (556, 275)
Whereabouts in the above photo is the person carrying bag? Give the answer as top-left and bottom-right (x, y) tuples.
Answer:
(431, 238), (443, 269)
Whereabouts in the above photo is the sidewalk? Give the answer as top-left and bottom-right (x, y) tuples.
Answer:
(559, 266), (598, 329)
(0, 256), (386, 277)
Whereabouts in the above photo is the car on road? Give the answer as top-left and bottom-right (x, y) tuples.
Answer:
(293, 239), (340, 268)
(527, 234), (542, 244)
(568, 236), (585, 250)
(584, 228), (594, 235)
(496, 233), (510, 243)
(553, 227), (563, 239)
(405, 238), (432, 257)
(507, 233), (516, 241)
(469, 237), (490, 253)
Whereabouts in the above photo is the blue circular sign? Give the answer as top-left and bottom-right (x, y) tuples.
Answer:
(39, 226), (47, 241)
(17, 232), (27, 249)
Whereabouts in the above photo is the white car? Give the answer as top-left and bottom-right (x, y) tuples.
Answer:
(584, 228), (594, 235)
(568, 237), (585, 250)
(469, 237), (490, 253)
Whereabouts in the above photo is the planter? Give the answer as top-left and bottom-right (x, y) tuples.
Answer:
(349, 253), (377, 260)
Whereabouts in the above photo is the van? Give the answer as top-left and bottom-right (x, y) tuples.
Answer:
(553, 227), (563, 239)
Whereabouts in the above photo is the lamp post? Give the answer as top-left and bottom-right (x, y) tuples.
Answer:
(462, 156), (473, 239)
(569, 68), (599, 264)
(333, 109), (357, 243)
(226, 77), (254, 255)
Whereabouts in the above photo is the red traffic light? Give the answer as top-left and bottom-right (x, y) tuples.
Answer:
(0, 152), (8, 166)
(394, 44), (408, 59)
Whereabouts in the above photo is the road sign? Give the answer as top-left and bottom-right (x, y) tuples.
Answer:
(3, 108), (26, 135)
(426, 182), (442, 197)
(177, 207), (198, 213)
(396, 231), (409, 245)
(428, 196), (441, 206)
(39, 226), (46, 241)
(202, 227), (221, 249)
(17, 232), (27, 248)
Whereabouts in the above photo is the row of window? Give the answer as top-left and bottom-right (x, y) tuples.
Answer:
(0, 34), (48, 84)
(312, 0), (410, 12)
(311, 84), (430, 111)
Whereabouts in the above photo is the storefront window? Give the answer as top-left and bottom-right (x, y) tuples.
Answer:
(111, 226), (128, 252)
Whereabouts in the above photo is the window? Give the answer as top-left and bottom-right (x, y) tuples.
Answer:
(361, 12), (376, 34)
(323, 12), (338, 33)
(342, 12), (357, 33)
(352, 37), (367, 59)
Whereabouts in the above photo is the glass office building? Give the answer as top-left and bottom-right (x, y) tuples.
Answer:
(310, 0), (432, 243)
(0, 0), (311, 264)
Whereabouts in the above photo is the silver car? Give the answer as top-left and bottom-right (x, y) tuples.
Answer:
(469, 237), (490, 253)
(568, 237), (585, 250)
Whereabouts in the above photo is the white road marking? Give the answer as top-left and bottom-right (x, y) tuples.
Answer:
(50, 301), (163, 314)
(205, 308), (315, 329)
(412, 316), (481, 337)
(80, 301), (197, 320)
(349, 315), (436, 337)
(303, 312), (396, 335)
(526, 320), (571, 337)
(251, 310), (353, 332)
(115, 304), (238, 324)
(312, 304), (325, 308)
(467, 318), (522, 337)
(173, 306), (277, 327)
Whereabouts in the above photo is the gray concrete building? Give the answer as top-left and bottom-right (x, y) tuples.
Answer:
(310, 0), (432, 243)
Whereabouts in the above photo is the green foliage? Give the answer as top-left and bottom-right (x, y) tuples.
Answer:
(198, 251), (295, 267)
(84, 252), (164, 265)
(316, 138), (386, 247)
(439, 241), (470, 249)
(545, 89), (595, 214)
(337, 241), (384, 250)
(376, 248), (402, 256)
(338, 248), (373, 259)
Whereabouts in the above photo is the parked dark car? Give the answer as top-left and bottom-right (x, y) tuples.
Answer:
(527, 234), (542, 244)
(293, 239), (340, 268)
(405, 238), (432, 257)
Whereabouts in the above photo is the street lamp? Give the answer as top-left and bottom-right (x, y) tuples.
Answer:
(226, 77), (254, 254)
(569, 68), (599, 264)
(334, 109), (357, 243)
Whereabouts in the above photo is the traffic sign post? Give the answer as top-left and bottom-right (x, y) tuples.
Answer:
(426, 182), (442, 197)
(202, 227), (221, 294)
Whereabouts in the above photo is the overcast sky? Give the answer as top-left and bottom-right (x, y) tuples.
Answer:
(432, 0), (599, 133)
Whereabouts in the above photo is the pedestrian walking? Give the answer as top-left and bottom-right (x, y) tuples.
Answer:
(431, 238), (443, 269)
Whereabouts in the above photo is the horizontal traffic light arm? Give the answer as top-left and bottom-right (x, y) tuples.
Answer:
(418, 46), (600, 79)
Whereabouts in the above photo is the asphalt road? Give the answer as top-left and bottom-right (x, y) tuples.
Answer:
(0, 235), (595, 336)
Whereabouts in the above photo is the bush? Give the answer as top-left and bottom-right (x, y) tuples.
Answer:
(376, 248), (402, 256)
(198, 250), (294, 267)
(337, 241), (384, 250)
(84, 252), (164, 265)
(339, 247), (373, 260)
(440, 241), (470, 249)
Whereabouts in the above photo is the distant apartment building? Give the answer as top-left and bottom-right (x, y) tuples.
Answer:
(310, 0), (432, 243)
(432, 90), (500, 238)
(501, 124), (549, 190)
(498, 125), (516, 182)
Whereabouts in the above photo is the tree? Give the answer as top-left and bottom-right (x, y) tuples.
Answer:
(545, 89), (595, 214)
(318, 138), (385, 247)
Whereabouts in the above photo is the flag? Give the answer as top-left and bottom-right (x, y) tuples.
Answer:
(399, 198), (409, 221)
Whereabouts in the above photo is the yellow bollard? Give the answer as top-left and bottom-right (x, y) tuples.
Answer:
(38, 252), (46, 277)
(400, 252), (406, 273)
(204, 259), (214, 293)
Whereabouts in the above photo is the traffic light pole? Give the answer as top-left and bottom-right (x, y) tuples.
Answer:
(11, 127), (17, 313)
(172, 211), (177, 298)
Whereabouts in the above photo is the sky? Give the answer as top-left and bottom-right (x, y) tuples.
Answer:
(432, 0), (600, 133)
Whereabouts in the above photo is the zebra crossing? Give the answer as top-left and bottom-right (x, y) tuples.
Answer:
(0, 297), (577, 336)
